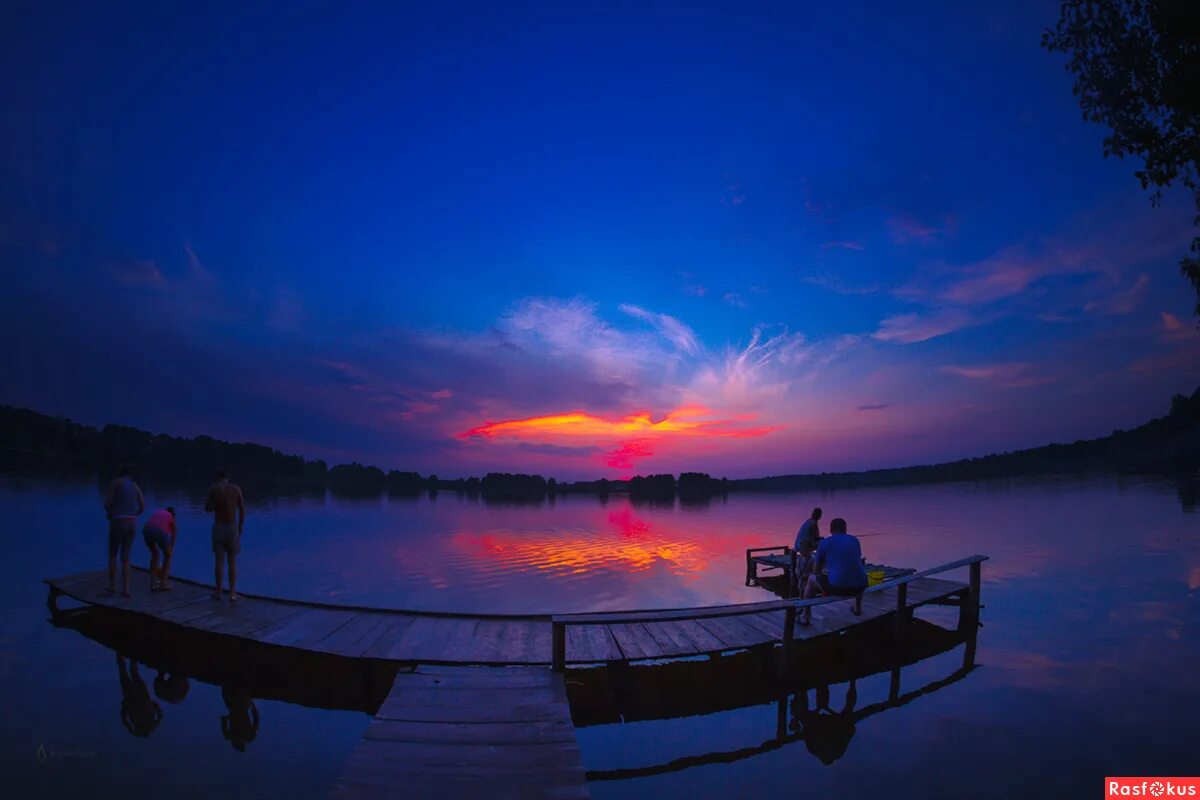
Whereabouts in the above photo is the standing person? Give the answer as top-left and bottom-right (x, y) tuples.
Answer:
(798, 517), (868, 626)
(104, 466), (144, 597)
(795, 507), (822, 552)
(205, 471), (245, 601)
(142, 506), (177, 591)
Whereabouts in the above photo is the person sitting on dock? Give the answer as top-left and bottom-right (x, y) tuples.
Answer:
(799, 517), (868, 626)
(143, 506), (177, 591)
(794, 507), (822, 552)
(205, 471), (246, 601)
(104, 466), (145, 597)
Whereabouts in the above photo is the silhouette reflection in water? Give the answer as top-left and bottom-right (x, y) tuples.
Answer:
(570, 615), (978, 779)
(117, 655), (162, 738)
(153, 670), (191, 705)
(220, 687), (260, 753)
(789, 680), (857, 765)
(51, 604), (397, 750)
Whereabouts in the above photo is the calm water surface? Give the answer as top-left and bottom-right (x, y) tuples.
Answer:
(2, 473), (1197, 798)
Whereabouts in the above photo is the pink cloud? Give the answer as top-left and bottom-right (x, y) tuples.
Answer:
(1084, 274), (1150, 315)
(821, 239), (866, 251)
(888, 213), (956, 244)
(431, 388), (453, 399)
(940, 362), (1064, 389)
(872, 308), (976, 344)
(604, 439), (653, 470)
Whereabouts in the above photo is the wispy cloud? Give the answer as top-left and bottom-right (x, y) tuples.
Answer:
(801, 274), (880, 295)
(821, 239), (866, 251)
(940, 362), (1063, 388)
(888, 213), (955, 244)
(618, 303), (701, 354)
(1085, 274), (1149, 315)
(872, 308), (976, 344)
(723, 292), (746, 309)
(857, 403), (891, 411)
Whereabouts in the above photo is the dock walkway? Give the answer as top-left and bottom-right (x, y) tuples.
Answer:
(45, 568), (973, 666)
(328, 665), (589, 799)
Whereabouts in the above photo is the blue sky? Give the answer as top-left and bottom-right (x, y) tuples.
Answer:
(2, 1), (1197, 478)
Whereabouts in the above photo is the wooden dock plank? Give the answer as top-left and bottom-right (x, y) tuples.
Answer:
(331, 665), (589, 799)
(693, 614), (775, 650)
(607, 622), (668, 660)
(46, 569), (971, 668)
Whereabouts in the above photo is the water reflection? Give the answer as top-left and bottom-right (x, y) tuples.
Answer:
(220, 688), (259, 753)
(117, 656), (162, 738)
(51, 604), (397, 723)
(571, 617), (975, 780)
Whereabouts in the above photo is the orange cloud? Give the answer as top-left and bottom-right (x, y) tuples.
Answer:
(460, 406), (779, 441)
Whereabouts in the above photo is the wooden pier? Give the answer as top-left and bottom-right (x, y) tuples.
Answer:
(329, 665), (588, 799)
(45, 554), (986, 797)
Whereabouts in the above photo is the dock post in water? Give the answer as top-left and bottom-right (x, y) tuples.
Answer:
(894, 582), (908, 641)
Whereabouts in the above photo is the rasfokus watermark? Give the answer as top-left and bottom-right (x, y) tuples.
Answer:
(1107, 778), (1200, 798)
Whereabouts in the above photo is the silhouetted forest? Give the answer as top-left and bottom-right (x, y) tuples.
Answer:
(733, 387), (1200, 492)
(1, 386), (1197, 497)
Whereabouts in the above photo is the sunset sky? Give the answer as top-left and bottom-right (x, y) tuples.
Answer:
(3, 1), (1198, 479)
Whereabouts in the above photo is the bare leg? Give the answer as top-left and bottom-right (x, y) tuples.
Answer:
(121, 557), (132, 596)
(228, 554), (238, 600)
(213, 553), (224, 599)
(162, 547), (173, 587)
(148, 546), (161, 588)
(107, 554), (117, 592)
(800, 579), (820, 625)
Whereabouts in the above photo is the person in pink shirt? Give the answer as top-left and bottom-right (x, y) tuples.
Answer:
(142, 507), (177, 591)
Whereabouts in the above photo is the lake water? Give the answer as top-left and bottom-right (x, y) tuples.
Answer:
(2, 472), (1198, 798)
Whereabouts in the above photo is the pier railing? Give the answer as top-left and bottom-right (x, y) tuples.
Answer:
(551, 554), (987, 672)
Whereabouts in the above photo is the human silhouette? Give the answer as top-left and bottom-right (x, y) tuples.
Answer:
(153, 670), (191, 705)
(117, 654), (162, 737)
(789, 680), (858, 765)
(220, 685), (259, 752)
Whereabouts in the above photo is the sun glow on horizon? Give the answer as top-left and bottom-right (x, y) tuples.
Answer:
(460, 406), (779, 441)
(458, 406), (782, 472)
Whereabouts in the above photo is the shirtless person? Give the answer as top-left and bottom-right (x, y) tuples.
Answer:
(205, 471), (246, 600)
(104, 466), (145, 597)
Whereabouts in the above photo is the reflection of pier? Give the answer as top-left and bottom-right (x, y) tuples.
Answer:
(46, 555), (985, 798)
(569, 618), (976, 780)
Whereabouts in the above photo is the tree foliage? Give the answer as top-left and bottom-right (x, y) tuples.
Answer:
(1043, 0), (1200, 313)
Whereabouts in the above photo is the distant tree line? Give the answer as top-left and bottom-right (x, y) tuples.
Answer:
(1, 386), (1196, 496)
(731, 387), (1200, 492)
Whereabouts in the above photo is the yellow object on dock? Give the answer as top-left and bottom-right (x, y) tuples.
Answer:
(868, 569), (886, 586)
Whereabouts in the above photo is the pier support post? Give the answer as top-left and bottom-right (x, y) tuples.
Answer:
(778, 606), (796, 678)
(894, 582), (908, 641)
(551, 621), (566, 672)
(745, 549), (755, 587)
(958, 560), (982, 634)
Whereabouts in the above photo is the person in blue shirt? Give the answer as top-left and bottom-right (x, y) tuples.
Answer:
(799, 517), (868, 626)
(794, 507), (822, 552)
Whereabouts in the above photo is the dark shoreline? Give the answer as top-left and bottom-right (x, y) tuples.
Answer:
(2, 386), (1197, 500)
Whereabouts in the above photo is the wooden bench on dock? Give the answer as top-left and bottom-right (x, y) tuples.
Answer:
(745, 545), (915, 597)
